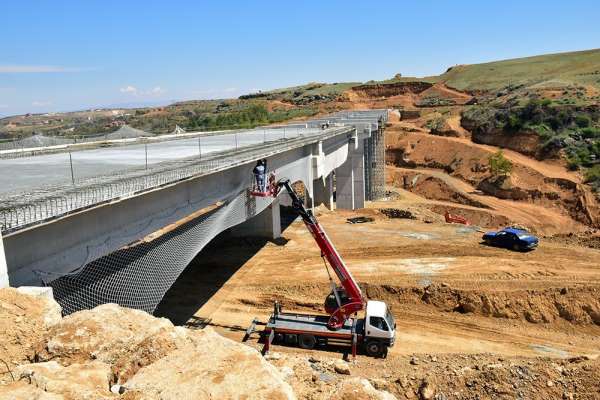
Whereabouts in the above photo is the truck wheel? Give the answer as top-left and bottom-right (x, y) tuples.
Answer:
(365, 340), (383, 357)
(298, 334), (316, 350)
(284, 334), (297, 345)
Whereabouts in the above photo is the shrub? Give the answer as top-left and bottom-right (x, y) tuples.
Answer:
(488, 150), (513, 176)
(584, 165), (600, 184)
(575, 114), (591, 128)
(581, 127), (600, 139)
(506, 114), (523, 131)
(567, 157), (581, 171)
(425, 117), (445, 131)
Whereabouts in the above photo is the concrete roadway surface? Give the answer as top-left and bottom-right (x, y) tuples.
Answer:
(0, 127), (318, 197)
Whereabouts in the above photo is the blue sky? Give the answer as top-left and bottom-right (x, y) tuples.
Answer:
(1, 0), (599, 117)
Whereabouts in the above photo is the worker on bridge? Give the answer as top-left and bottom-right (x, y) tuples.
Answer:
(253, 159), (267, 192)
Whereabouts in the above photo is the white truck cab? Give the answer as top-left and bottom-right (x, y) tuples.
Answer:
(363, 300), (396, 356)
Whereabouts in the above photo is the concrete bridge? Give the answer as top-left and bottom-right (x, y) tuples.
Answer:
(0, 110), (388, 313)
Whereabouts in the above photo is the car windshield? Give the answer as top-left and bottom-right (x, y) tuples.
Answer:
(517, 233), (534, 240)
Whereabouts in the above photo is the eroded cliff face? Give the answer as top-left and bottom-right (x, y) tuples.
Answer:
(351, 82), (433, 97)
(385, 131), (600, 230)
(471, 128), (542, 157)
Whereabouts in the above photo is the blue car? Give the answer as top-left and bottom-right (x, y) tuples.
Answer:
(482, 227), (539, 251)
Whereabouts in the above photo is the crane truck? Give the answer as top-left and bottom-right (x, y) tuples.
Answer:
(246, 179), (396, 358)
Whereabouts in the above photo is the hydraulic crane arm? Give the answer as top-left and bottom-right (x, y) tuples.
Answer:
(278, 180), (365, 330)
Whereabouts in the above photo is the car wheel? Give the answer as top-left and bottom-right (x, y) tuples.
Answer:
(512, 243), (521, 251)
(365, 340), (383, 357)
(298, 334), (316, 350)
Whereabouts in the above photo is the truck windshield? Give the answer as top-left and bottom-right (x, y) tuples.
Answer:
(385, 308), (395, 329)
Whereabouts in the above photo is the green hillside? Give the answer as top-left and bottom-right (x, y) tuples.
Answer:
(428, 48), (600, 92)
(240, 82), (359, 105)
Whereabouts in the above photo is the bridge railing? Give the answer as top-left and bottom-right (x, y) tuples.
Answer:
(0, 126), (352, 234)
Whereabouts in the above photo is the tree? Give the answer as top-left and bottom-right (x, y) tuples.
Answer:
(488, 150), (513, 176)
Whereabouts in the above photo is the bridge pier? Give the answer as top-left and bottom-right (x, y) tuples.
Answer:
(336, 137), (365, 210)
(0, 232), (8, 288)
(231, 198), (281, 240)
(313, 173), (334, 211)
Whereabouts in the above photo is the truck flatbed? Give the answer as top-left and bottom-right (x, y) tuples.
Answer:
(266, 311), (365, 338)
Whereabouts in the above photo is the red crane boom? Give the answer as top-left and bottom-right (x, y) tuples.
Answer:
(278, 180), (365, 330)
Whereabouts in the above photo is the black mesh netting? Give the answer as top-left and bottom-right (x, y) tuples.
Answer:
(49, 188), (263, 315)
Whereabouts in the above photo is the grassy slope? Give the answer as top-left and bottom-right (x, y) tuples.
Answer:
(241, 82), (359, 102)
(279, 49), (600, 95)
(427, 48), (600, 92)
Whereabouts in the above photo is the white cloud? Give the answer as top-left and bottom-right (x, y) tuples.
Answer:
(148, 86), (165, 95)
(119, 85), (166, 97)
(32, 101), (52, 107)
(0, 65), (92, 73)
(120, 85), (138, 94)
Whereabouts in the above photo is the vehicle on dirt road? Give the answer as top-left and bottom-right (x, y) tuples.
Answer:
(482, 227), (539, 251)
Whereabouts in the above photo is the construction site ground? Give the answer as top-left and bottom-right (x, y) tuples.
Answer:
(154, 113), (600, 398)
(156, 193), (600, 398)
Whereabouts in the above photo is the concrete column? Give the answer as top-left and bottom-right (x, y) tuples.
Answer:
(336, 144), (355, 210)
(231, 198), (281, 240)
(304, 186), (313, 209)
(313, 173), (334, 211)
(336, 137), (365, 210)
(352, 141), (366, 209)
(0, 232), (8, 288)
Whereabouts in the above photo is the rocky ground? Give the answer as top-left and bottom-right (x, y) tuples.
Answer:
(1, 288), (298, 399)
(2, 283), (599, 400)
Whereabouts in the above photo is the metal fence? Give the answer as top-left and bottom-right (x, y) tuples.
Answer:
(0, 126), (352, 234)
(0, 126), (154, 152)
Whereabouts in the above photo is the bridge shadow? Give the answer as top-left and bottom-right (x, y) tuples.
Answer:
(154, 206), (298, 325)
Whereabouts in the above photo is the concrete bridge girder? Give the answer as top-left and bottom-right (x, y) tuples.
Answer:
(4, 131), (364, 287)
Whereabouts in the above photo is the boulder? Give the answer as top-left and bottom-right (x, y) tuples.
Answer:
(477, 175), (529, 201)
(0, 287), (62, 384)
(125, 327), (296, 400)
(328, 378), (397, 400)
(16, 287), (62, 326)
(15, 360), (114, 399)
(418, 378), (436, 399)
(334, 360), (351, 375)
(428, 119), (462, 137)
(0, 382), (64, 400)
(37, 303), (190, 382)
